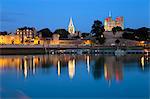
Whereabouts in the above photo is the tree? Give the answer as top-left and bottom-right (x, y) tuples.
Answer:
(112, 26), (122, 35)
(54, 29), (69, 39)
(81, 33), (90, 38)
(91, 20), (105, 44)
(38, 28), (52, 38)
(122, 32), (135, 40)
(123, 27), (150, 41)
(73, 36), (80, 39)
(115, 39), (120, 45)
(0, 31), (7, 35)
(135, 27), (149, 41)
(124, 28), (135, 32)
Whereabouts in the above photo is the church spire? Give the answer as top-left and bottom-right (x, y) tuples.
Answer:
(68, 17), (75, 34)
(68, 17), (74, 27)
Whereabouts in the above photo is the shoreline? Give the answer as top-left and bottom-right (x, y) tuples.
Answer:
(0, 45), (149, 55)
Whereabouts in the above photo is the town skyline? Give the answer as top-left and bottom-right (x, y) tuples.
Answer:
(1, 0), (149, 32)
(0, 0), (149, 98)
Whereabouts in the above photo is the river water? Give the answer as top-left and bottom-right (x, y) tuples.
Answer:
(0, 54), (149, 98)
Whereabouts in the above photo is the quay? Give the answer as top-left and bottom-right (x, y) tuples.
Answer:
(0, 45), (149, 55)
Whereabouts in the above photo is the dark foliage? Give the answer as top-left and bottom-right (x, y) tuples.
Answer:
(112, 26), (122, 35)
(92, 57), (105, 80)
(123, 27), (150, 41)
(81, 33), (90, 38)
(91, 20), (105, 44)
(54, 29), (69, 39)
(38, 28), (53, 38)
(0, 31), (8, 35)
(115, 39), (120, 44)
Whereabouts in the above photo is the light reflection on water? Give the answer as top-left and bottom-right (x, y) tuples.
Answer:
(0, 54), (149, 98)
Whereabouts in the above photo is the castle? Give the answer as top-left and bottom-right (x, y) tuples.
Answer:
(104, 12), (124, 31)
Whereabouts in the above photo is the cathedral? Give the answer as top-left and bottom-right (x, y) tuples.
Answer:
(104, 12), (124, 31)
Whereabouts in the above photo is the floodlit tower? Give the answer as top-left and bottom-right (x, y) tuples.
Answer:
(68, 17), (75, 34)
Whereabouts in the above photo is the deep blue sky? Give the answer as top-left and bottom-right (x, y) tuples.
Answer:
(1, 0), (150, 32)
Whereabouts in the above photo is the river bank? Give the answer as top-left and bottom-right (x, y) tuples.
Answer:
(0, 45), (149, 55)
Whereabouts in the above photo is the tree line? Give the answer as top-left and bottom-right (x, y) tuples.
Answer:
(123, 27), (150, 41)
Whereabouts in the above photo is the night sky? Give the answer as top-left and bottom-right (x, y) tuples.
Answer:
(1, 0), (150, 32)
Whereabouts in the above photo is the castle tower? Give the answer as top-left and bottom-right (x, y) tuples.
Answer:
(68, 18), (75, 34)
(104, 12), (114, 31)
(116, 17), (124, 30)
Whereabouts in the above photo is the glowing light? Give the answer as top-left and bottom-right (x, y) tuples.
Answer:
(141, 57), (144, 70)
(86, 56), (90, 74)
(68, 59), (75, 79)
(104, 64), (108, 80)
(24, 57), (28, 79)
(57, 61), (61, 76)
(33, 56), (36, 75)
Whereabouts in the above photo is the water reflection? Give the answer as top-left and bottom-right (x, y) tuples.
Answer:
(0, 54), (149, 81)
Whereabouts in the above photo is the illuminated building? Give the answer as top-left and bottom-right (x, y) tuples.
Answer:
(0, 35), (21, 44)
(115, 16), (124, 30)
(51, 34), (60, 45)
(68, 18), (75, 35)
(104, 12), (124, 31)
(16, 27), (36, 43)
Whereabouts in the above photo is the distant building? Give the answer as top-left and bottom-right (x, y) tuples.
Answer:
(68, 18), (75, 35)
(0, 35), (21, 44)
(52, 34), (60, 41)
(104, 12), (124, 31)
(16, 27), (36, 43)
(68, 18), (81, 38)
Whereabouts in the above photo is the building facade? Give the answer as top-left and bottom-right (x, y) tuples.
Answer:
(0, 35), (21, 44)
(16, 27), (36, 43)
(104, 14), (124, 31)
